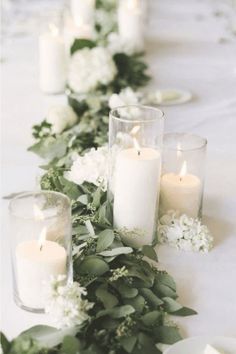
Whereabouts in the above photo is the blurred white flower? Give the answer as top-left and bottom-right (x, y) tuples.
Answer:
(46, 105), (78, 134)
(68, 47), (117, 93)
(45, 275), (93, 329)
(107, 32), (137, 55)
(158, 211), (213, 253)
(109, 87), (140, 109)
(65, 146), (108, 190)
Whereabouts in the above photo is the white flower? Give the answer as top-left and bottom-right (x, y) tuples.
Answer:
(45, 275), (93, 329)
(158, 211), (213, 253)
(109, 87), (140, 109)
(107, 32), (137, 55)
(68, 47), (117, 94)
(46, 105), (78, 134)
(65, 146), (108, 191)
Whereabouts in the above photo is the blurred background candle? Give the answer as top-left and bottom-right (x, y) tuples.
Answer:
(39, 23), (67, 94)
(9, 191), (72, 312)
(109, 106), (164, 247)
(160, 133), (207, 219)
(70, 0), (95, 28)
(118, 0), (144, 51)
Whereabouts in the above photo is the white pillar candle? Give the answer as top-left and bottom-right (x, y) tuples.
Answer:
(118, 0), (144, 51)
(39, 25), (67, 94)
(160, 161), (202, 218)
(64, 20), (94, 56)
(70, 0), (95, 27)
(16, 231), (67, 309)
(113, 147), (161, 247)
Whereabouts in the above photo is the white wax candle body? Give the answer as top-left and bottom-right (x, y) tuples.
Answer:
(39, 33), (67, 94)
(64, 22), (94, 56)
(160, 173), (202, 218)
(70, 0), (95, 26)
(118, 0), (144, 50)
(16, 240), (67, 308)
(113, 148), (161, 247)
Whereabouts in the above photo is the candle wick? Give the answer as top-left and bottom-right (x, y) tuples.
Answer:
(138, 150), (141, 156)
(180, 177), (182, 182)
(40, 244), (43, 251)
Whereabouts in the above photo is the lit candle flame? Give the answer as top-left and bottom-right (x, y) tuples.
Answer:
(177, 143), (182, 158)
(49, 23), (59, 36)
(179, 160), (187, 181)
(33, 204), (44, 221)
(38, 227), (47, 251)
(130, 125), (141, 156)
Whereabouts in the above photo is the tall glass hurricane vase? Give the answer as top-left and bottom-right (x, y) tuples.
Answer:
(109, 105), (164, 248)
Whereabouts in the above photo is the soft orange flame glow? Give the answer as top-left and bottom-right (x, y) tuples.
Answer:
(179, 160), (187, 179)
(38, 227), (47, 251)
(127, 0), (139, 10)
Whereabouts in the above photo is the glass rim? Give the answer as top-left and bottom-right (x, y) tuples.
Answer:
(110, 104), (165, 124)
(9, 190), (71, 220)
(163, 132), (207, 152)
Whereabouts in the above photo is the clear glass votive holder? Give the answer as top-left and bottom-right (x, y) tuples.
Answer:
(109, 105), (164, 248)
(9, 191), (72, 313)
(160, 133), (207, 219)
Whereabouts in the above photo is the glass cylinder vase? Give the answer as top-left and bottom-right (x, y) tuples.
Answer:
(160, 133), (207, 219)
(9, 191), (72, 313)
(109, 105), (164, 248)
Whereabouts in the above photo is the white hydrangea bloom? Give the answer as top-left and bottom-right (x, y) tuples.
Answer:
(68, 47), (117, 94)
(109, 87), (140, 109)
(107, 32), (137, 55)
(158, 211), (213, 253)
(46, 105), (78, 134)
(65, 146), (108, 190)
(45, 275), (93, 329)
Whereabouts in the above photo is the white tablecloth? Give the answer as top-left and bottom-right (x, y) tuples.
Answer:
(1, 0), (236, 340)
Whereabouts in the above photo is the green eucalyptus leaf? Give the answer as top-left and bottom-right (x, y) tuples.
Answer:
(154, 326), (182, 344)
(155, 273), (176, 291)
(59, 177), (81, 200)
(124, 295), (145, 313)
(172, 307), (197, 316)
(96, 229), (115, 253)
(92, 187), (102, 208)
(61, 335), (82, 354)
(77, 194), (89, 205)
(77, 256), (109, 276)
(99, 247), (132, 257)
(153, 283), (177, 299)
(28, 136), (68, 160)
(71, 39), (96, 55)
(142, 245), (158, 261)
(96, 305), (135, 319)
(162, 297), (183, 313)
(140, 288), (163, 308)
(96, 287), (118, 309)
(117, 283), (138, 299)
(19, 325), (78, 348)
(0, 332), (11, 352)
(141, 311), (162, 326)
(120, 336), (137, 353)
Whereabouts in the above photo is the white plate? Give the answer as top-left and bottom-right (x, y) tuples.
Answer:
(154, 88), (192, 106)
(164, 336), (236, 354)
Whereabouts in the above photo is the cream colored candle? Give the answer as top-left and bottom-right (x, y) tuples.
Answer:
(16, 228), (67, 309)
(39, 24), (67, 94)
(160, 161), (202, 218)
(113, 147), (161, 247)
(70, 0), (95, 27)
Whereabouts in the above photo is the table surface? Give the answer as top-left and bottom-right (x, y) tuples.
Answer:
(1, 0), (236, 341)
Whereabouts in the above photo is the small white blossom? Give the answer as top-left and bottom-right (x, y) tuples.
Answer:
(109, 87), (140, 109)
(107, 32), (138, 55)
(158, 211), (213, 253)
(68, 47), (117, 94)
(65, 146), (108, 190)
(46, 105), (78, 134)
(45, 275), (93, 329)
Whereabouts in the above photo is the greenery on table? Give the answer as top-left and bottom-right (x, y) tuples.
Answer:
(1, 2), (197, 353)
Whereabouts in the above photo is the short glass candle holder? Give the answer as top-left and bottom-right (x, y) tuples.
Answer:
(109, 105), (164, 248)
(9, 191), (72, 313)
(160, 133), (207, 219)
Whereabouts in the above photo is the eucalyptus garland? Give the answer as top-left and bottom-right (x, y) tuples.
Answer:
(1, 1), (197, 353)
